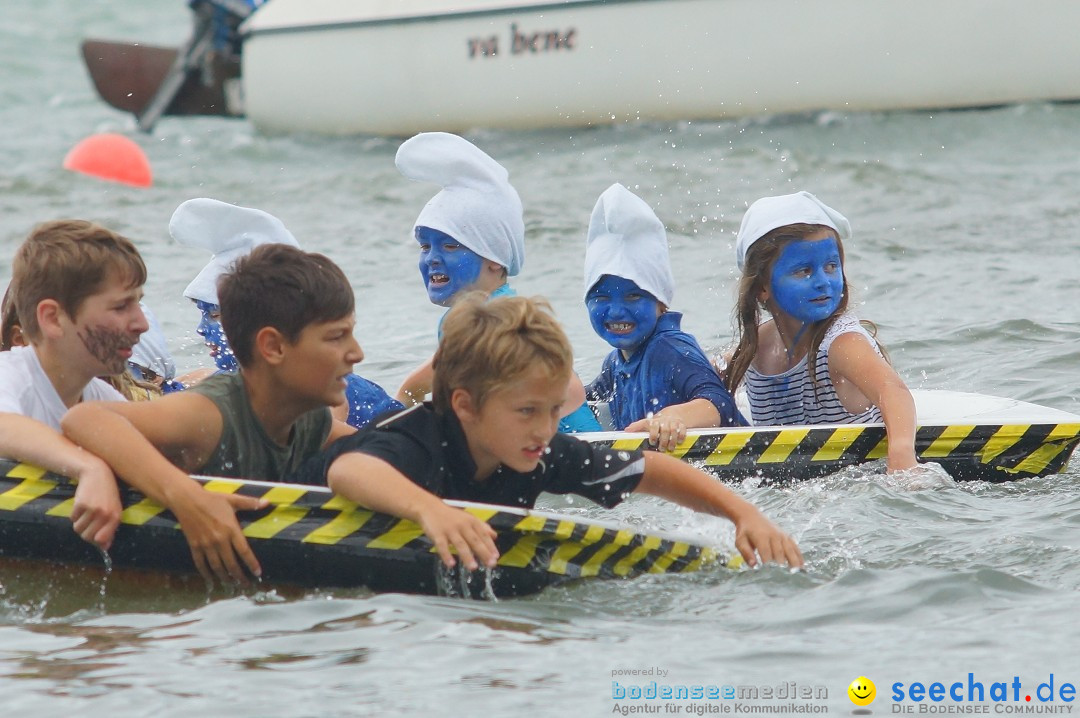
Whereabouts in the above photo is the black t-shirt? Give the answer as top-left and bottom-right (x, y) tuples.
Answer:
(292, 404), (645, 509)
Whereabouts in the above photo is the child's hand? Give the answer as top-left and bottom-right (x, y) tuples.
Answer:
(733, 510), (804, 569)
(625, 414), (688, 453)
(416, 502), (500, 571)
(170, 482), (269, 586)
(70, 461), (123, 552)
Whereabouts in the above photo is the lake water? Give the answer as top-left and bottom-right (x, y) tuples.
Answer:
(2, 1), (1079, 716)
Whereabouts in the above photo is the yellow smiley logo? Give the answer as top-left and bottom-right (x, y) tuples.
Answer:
(848, 676), (876, 706)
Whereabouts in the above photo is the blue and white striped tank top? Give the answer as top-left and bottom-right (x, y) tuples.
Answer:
(744, 313), (884, 426)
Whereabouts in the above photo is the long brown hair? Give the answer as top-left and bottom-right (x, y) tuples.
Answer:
(725, 224), (858, 393)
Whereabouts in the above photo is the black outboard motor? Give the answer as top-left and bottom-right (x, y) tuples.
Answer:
(136, 0), (265, 131)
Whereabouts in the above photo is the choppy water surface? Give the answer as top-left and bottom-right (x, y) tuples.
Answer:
(1, 1), (1078, 715)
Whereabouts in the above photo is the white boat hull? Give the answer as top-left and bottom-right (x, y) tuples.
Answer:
(241, 0), (1080, 135)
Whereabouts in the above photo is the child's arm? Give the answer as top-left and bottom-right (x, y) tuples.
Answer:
(622, 342), (745, 450)
(62, 396), (270, 584)
(395, 357), (434, 406)
(635, 451), (803, 568)
(327, 452), (499, 570)
(828, 333), (918, 472)
(0, 413), (121, 551)
(564, 372), (587, 417)
(624, 399), (721, 452)
(323, 419), (357, 447)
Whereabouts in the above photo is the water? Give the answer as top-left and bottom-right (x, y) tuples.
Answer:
(2, 1), (1080, 715)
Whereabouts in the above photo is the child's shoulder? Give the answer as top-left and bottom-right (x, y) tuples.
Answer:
(356, 402), (434, 441)
(822, 312), (875, 352)
(0, 346), (68, 394)
(186, 370), (241, 397)
(644, 329), (711, 367)
(0, 347), (39, 408)
(0, 345), (35, 378)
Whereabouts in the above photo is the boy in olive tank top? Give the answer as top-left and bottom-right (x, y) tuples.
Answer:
(62, 244), (361, 586)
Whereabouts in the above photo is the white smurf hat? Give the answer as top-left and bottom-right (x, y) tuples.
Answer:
(171, 198), (301, 305)
(129, 302), (176, 381)
(734, 191), (851, 271)
(583, 183), (675, 306)
(395, 132), (525, 276)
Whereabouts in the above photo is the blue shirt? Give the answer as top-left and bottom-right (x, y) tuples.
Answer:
(585, 312), (746, 430)
(558, 401), (603, 433)
(437, 282), (516, 339)
(344, 374), (404, 429)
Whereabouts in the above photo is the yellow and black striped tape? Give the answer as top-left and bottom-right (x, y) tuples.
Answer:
(586, 421), (1080, 482)
(0, 459), (729, 597)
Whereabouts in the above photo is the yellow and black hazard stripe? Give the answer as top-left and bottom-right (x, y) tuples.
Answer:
(586, 421), (1080, 483)
(0, 459), (728, 598)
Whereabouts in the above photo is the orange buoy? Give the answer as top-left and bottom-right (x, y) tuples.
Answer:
(62, 133), (153, 188)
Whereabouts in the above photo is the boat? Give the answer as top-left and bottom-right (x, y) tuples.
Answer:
(583, 390), (1080, 484)
(0, 459), (728, 598)
(81, 0), (1080, 135)
(1, 391), (1072, 594)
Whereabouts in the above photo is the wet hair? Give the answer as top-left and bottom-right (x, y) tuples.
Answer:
(725, 223), (884, 393)
(432, 294), (573, 413)
(11, 220), (146, 342)
(217, 243), (355, 367)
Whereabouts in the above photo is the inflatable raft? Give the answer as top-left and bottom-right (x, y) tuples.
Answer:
(582, 390), (1080, 484)
(2, 391), (1072, 596)
(0, 459), (729, 598)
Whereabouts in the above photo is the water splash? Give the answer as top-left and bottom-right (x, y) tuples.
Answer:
(882, 461), (956, 491)
(434, 562), (500, 601)
(96, 547), (113, 603)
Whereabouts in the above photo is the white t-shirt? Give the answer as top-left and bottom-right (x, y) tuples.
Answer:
(0, 346), (125, 430)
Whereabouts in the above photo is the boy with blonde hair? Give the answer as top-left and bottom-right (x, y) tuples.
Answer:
(0, 220), (150, 551)
(63, 244), (363, 585)
(298, 294), (803, 572)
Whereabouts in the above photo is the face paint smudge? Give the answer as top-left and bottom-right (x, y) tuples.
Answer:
(78, 325), (134, 374)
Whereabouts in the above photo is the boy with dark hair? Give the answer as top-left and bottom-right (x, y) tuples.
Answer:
(0, 220), (150, 551)
(170, 197), (401, 428)
(63, 243), (362, 584)
(298, 294), (803, 573)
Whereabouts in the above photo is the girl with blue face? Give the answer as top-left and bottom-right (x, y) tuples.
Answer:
(725, 202), (919, 473)
(415, 226), (486, 306)
(194, 299), (238, 372)
(586, 275), (661, 357)
(768, 234), (844, 326)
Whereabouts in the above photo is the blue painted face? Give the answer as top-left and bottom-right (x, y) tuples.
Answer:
(768, 236), (844, 325)
(415, 226), (484, 306)
(194, 299), (237, 372)
(586, 275), (661, 354)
